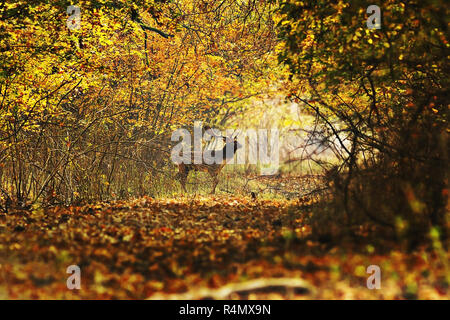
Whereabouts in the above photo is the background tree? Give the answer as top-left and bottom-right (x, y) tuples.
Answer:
(274, 0), (448, 243)
(0, 0), (277, 206)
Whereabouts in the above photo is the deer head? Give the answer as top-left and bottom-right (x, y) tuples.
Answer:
(222, 135), (242, 160)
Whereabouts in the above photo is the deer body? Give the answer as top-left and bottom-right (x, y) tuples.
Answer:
(177, 137), (241, 194)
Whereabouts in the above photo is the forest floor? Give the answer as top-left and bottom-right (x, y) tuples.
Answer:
(0, 195), (448, 299)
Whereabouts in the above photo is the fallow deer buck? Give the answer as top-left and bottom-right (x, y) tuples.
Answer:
(176, 134), (242, 194)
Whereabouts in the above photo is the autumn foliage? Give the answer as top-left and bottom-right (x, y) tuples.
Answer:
(0, 0), (448, 300)
(1, 196), (448, 299)
(275, 0), (448, 243)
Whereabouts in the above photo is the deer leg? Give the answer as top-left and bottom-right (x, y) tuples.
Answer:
(209, 170), (219, 194)
(210, 176), (218, 194)
(178, 165), (189, 193)
(180, 175), (188, 193)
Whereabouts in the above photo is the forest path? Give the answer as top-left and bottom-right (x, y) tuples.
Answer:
(0, 196), (447, 299)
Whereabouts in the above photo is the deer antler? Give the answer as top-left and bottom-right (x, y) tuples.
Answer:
(204, 125), (227, 141)
(230, 129), (241, 140)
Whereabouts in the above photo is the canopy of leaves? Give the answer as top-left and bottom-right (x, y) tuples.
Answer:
(0, 0), (278, 204)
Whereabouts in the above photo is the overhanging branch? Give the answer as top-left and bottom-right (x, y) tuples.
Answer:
(131, 8), (173, 39)
(140, 24), (173, 39)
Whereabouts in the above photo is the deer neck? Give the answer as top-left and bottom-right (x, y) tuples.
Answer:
(222, 143), (237, 160)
